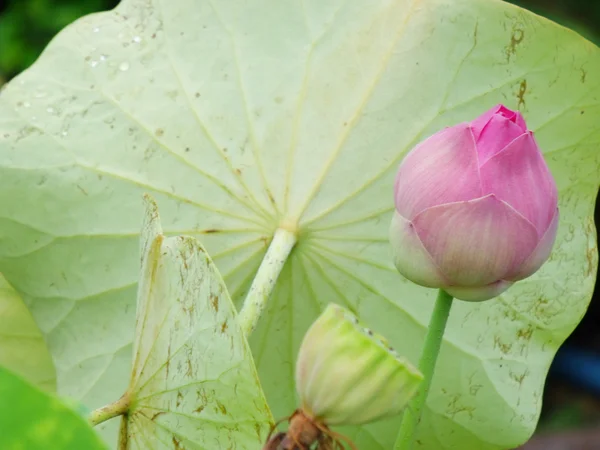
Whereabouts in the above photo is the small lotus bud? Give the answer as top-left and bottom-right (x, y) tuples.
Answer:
(295, 304), (423, 426)
(390, 104), (559, 301)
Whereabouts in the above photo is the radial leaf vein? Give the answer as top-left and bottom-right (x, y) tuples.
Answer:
(134, 326), (214, 396)
(135, 404), (263, 426)
(295, 0), (418, 221)
(220, 246), (265, 280)
(2, 102), (265, 225)
(135, 364), (241, 403)
(311, 247), (486, 361)
(308, 240), (396, 273)
(132, 301), (172, 390)
(301, 251), (357, 312)
(205, 0), (279, 217)
(155, 0), (274, 223)
(135, 411), (210, 450)
(80, 65), (269, 226)
(283, 0), (348, 213)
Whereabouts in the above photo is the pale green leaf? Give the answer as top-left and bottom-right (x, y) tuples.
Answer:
(0, 0), (598, 449)
(0, 273), (56, 392)
(118, 195), (273, 449)
(0, 365), (107, 450)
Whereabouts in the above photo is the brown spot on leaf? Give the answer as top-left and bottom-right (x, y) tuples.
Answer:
(494, 336), (512, 354)
(155, 128), (164, 137)
(172, 436), (182, 449)
(210, 294), (219, 312)
(581, 68), (587, 83)
(166, 342), (171, 379)
(176, 391), (183, 407)
(505, 23), (524, 62)
(203, 229), (220, 234)
(510, 369), (528, 385)
(194, 405), (204, 414)
(516, 325), (534, 341)
(186, 358), (193, 378)
(196, 388), (208, 404)
(216, 401), (227, 415)
(151, 411), (166, 421)
(517, 79), (527, 110)
(586, 246), (595, 277)
(221, 320), (228, 333)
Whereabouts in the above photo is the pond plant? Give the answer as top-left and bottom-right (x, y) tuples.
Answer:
(0, 0), (599, 449)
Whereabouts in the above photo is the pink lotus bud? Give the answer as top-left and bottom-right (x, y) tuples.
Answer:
(390, 105), (558, 301)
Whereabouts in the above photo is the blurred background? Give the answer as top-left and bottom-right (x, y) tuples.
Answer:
(0, 0), (599, 448)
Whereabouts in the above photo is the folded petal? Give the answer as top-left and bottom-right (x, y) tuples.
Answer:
(394, 124), (482, 219)
(389, 212), (447, 288)
(475, 115), (527, 165)
(412, 195), (539, 286)
(506, 208), (559, 281)
(511, 109), (527, 131)
(480, 132), (558, 233)
(469, 106), (497, 139)
(470, 105), (526, 141)
(445, 280), (513, 302)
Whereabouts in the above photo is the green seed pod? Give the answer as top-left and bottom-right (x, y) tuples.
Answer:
(295, 303), (423, 426)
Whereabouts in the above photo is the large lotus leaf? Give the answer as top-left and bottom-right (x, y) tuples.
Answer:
(0, 0), (598, 448)
(119, 196), (272, 448)
(0, 273), (56, 392)
(0, 365), (107, 450)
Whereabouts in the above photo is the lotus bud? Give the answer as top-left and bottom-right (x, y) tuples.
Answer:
(390, 104), (559, 301)
(295, 304), (423, 426)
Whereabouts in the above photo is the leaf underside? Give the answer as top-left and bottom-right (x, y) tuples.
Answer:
(0, 0), (599, 448)
(120, 196), (273, 449)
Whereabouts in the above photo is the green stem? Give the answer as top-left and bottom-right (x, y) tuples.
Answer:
(238, 227), (297, 336)
(394, 289), (454, 450)
(88, 393), (130, 427)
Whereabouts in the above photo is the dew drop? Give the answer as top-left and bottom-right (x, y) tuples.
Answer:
(23, 101), (31, 108)
(133, 36), (142, 43)
(34, 91), (47, 99)
(100, 54), (108, 61)
(90, 60), (98, 68)
(46, 107), (55, 114)
(31, 116), (37, 121)
(119, 62), (130, 71)
(93, 27), (100, 33)
(61, 130), (68, 137)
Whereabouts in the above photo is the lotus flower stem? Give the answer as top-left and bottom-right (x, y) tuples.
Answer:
(394, 289), (454, 450)
(239, 227), (297, 336)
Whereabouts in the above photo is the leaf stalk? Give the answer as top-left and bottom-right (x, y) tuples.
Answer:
(238, 227), (297, 336)
(88, 392), (131, 427)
